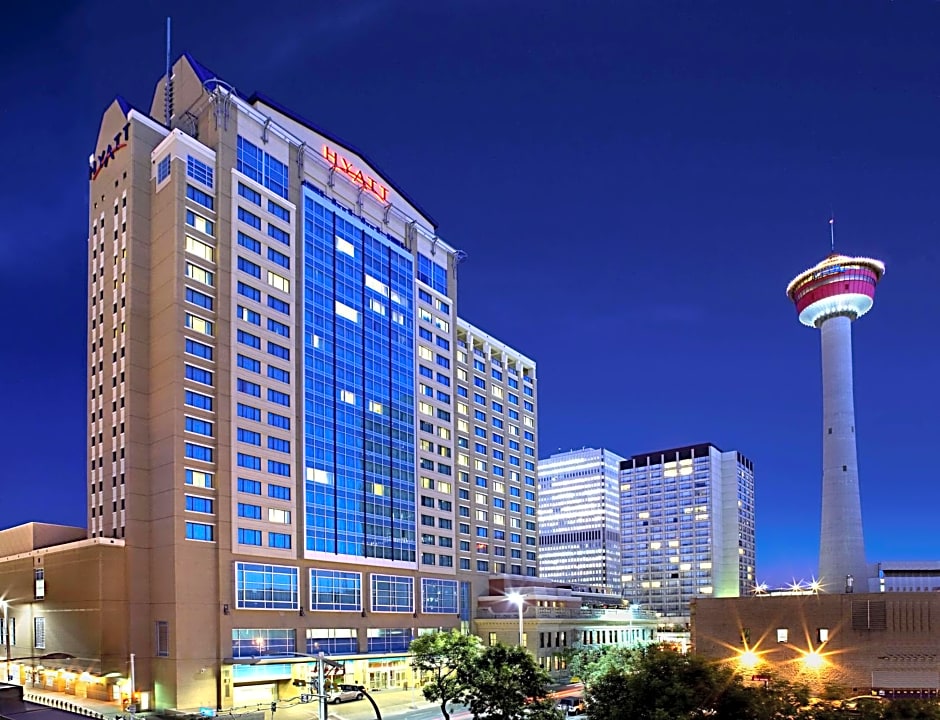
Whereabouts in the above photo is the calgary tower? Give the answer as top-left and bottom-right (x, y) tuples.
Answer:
(786, 241), (885, 592)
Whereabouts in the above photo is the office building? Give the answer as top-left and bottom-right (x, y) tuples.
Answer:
(786, 252), (884, 591)
(620, 443), (755, 621)
(50, 51), (541, 711)
(537, 448), (625, 594)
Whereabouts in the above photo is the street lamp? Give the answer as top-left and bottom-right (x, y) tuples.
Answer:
(506, 592), (524, 647)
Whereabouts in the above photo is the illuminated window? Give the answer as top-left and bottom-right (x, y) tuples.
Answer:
(268, 508), (291, 524)
(268, 271), (290, 293)
(776, 628), (788, 643)
(817, 628), (829, 642)
(185, 235), (215, 263)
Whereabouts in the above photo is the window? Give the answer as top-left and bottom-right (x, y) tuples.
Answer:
(310, 570), (361, 611)
(422, 578), (458, 614)
(268, 437), (290, 453)
(238, 256), (261, 278)
(237, 232), (261, 254)
(237, 305), (261, 325)
(268, 200), (290, 222)
(185, 287), (213, 311)
(268, 224), (290, 245)
(235, 562), (299, 610)
(237, 378), (261, 397)
(186, 522), (214, 541)
(187, 156), (214, 188)
(268, 460), (290, 476)
(269, 532), (292, 549)
(186, 211), (214, 237)
(817, 628), (829, 642)
(34, 617), (45, 649)
(267, 247), (290, 269)
(185, 262), (214, 287)
(237, 182), (261, 206)
(268, 296), (290, 315)
(237, 330), (261, 349)
(268, 412), (291, 430)
(155, 621), (169, 658)
(185, 495), (214, 514)
(186, 184), (214, 210)
(237, 428), (261, 445)
(267, 319), (290, 338)
(185, 416), (213, 437)
(236, 136), (289, 199)
(184, 443), (213, 463)
(776, 628), (788, 643)
(268, 389), (290, 406)
(185, 313), (213, 336)
(268, 483), (291, 500)
(185, 469), (214, 488)
(237, 477), (262, 495)
(268, 271), (290, 293)
(236, 281), (261, 302)
(185, 390), (213, 411)
(156, 156), (170, 183)
(238, 206), (261, 230)
(237, 354), (261, 373)
(371, 574), (414, 613)
(237, 453), (261, 470)
(237, 528), (262, 546)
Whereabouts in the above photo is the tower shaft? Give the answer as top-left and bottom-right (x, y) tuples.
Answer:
(819, 315), (868, 588)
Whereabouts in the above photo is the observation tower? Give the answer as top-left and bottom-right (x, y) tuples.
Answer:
(786, 251), (885, 592)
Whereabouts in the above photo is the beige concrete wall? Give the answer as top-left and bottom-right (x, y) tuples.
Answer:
(693, 593), (940, 696)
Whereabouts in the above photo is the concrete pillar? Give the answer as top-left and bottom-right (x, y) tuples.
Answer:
(818, 315), (869, 590)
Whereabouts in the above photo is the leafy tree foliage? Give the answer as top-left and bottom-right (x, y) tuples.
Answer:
(585, 644), (794, 720)
(410, 629), (482, 720)
(459, 642), (555, 720)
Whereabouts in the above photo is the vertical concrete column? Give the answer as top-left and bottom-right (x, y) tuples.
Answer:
(818, 315), (868, 590)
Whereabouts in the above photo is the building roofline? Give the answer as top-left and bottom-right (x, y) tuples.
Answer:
(247, 91), (439, 230)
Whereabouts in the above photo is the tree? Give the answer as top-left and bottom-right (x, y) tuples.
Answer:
(585, 644), (770, 720)
(459, 642), (556, 720)
(410, 629), (482, 720)
(566, 644), (638, 687)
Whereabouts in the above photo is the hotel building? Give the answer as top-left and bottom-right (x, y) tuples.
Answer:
(537, 448), (625, 594)
(453, 322), (539, 580)
(619, 443), (755, 621)
(0, 52), (538, 712)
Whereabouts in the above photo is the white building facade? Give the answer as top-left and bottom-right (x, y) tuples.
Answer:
(537, 448), (625, 594)
(620, 443), (755, 621)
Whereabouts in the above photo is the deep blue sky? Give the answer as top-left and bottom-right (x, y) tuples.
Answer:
(1, 1), (937, 587)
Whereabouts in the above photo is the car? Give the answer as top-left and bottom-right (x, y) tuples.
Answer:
(555, 696), (585, 716)
(327, 684), (365, 704)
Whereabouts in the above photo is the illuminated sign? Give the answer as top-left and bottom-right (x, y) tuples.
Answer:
(322, 145), (389, 203)
(89, 122), (131, 181)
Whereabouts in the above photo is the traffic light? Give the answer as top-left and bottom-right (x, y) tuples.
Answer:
(270, 702), (276, 714)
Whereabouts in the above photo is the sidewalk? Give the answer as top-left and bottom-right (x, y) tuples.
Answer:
(14, 683), (436, 720)
(17, 684), (127, 720)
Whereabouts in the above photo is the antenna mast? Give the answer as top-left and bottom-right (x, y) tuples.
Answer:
(164, 17), (172, 126)
(829, 216), (835, 253)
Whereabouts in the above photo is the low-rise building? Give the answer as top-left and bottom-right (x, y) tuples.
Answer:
(693, 592), (940, 698)
(474, 577), (657, 677)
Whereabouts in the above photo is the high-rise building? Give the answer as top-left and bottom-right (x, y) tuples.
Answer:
(619, 443), (755, 620)
(454, 322), (540, 579)
(786, 253), (884, 592)
(82, 53), (537, 710)
(537, 448), (625, 594)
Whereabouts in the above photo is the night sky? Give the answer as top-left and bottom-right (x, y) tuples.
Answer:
(1, 1), (938, 588)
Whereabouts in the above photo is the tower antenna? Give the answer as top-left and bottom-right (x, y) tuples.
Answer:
(829, 214), (835, 253)
(164, 17), (172, 126)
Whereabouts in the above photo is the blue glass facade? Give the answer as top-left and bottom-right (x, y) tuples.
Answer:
(303, 186), (416, 562)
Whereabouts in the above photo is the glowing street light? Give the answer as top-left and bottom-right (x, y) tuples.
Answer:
(506, 592), (524, 647)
